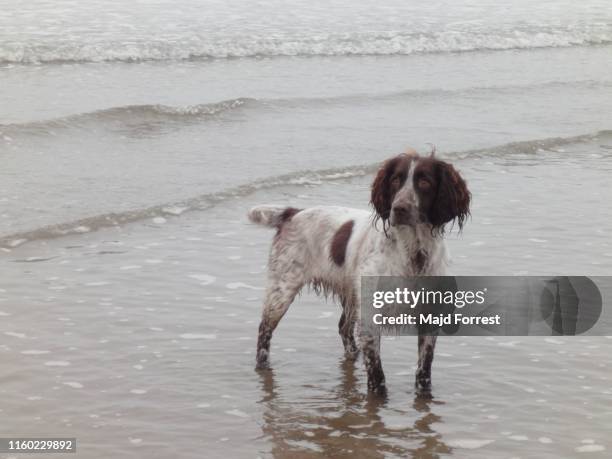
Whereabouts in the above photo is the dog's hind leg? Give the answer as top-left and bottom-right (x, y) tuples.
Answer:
(360, 332), (386, 396)
(255, 278), (303, 369)
(255, 238), (307, 370)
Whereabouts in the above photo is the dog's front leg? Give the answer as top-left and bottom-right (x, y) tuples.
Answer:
(415, 334), (437, 392)
(338, 297), (359, 359)
(360, 332), (386, 395)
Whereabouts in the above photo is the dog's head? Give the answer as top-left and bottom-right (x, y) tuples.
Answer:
(371, 150), (470, 235)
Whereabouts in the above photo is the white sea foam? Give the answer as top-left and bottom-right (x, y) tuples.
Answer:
(225, 409), (249, 418)
(130, 389), (148, 394)
(44, 360), (71, 366)
(575, 444), (605, 453)
(73, 226), (90, 233)
(509, 435), (529, 441)
(85, 281), (111, 287)
(188, 274), (216, 285)
(63, 381), (84, 389)
(3, 27), (611, 64)
(225, 282), (263, 290)
(162, 206), (187, 215)
(4, 331), (27, 339)
(447, 439), (494, 449)
(179, 333), (216, 340)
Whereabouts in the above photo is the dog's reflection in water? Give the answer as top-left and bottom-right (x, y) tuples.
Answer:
(257, 359), (450, 458)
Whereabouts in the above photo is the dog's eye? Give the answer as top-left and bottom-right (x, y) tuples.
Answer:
(391, 176), (402, 187)
(418, 178), (432, 190)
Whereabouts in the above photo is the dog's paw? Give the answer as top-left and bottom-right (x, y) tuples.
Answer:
(367, 378), (388, 397)
(344, 347), (360, 361)
(368, 383), (388, 399)
(415, 375), (432, 394)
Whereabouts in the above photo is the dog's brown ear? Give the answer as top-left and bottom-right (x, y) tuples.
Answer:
(371, 157), (397, 228)
(430, 160), (471, 233)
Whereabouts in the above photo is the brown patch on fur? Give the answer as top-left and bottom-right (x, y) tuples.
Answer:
(431, 160), (471, 233)
(414, 158), (470, 235)
(278, 207), (301, 226)
(330, 220), (354, 266)
(371, 154), (414, 234)
(274, 207), (301, 235)
(411, 249), (428, 273)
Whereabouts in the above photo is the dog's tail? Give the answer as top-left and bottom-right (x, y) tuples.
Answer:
(248, 205), (302, 229)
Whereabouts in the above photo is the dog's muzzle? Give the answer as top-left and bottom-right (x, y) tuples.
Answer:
(391, 204), (417, 226)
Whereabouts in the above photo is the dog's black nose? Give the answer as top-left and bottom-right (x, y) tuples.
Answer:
(392, 204), (416, 225)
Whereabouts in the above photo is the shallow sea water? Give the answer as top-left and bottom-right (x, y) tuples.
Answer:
(3, 1), (612, 457)
(2, 138), (612, 458)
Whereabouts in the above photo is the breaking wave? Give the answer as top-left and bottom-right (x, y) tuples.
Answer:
(2, 26), (612, 65)
(3, 80), (610, 136)
(0, 98), (253, 135)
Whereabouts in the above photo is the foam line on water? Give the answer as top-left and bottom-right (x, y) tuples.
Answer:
(2, 81), (611, 136)
(1, 129), (610, 249)
(2, 28), (612, 64)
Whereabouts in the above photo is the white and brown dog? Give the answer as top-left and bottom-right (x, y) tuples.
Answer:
(248, 150), (471, 395)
